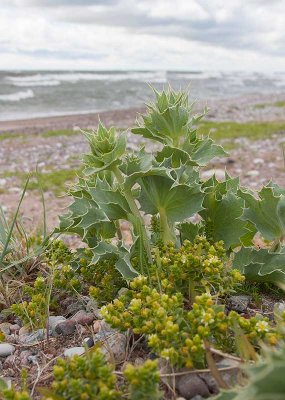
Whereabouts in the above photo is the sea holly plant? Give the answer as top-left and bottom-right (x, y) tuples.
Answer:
(232, 183), (285, 284)
(59, 86), (285, 286)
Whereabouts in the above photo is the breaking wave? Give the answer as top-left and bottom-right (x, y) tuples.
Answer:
(0, 89), (34, 102)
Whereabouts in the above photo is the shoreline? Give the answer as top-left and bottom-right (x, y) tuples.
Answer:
(0, 106), (145, 134)
(1, 92), (285, 135)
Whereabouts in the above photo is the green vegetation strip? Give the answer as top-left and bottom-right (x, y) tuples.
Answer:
(199, 121), (285, 141)
(1, 121), (285, 143)
(0, 169), (79, 195)
(253, 101), (285, 109)
(0, 129), (77, 142)
(28, 169), (79, 194)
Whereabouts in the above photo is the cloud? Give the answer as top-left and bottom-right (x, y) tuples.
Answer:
(0, 0), (285, 70)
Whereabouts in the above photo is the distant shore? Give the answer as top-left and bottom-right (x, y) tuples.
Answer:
(1, 92), (285, 135)
(0, 107), (145, 134)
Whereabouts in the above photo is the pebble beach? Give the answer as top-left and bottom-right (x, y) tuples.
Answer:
(1, 92), (285, 230)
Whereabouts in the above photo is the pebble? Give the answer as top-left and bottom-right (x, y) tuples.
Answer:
(0, 322), (11, 335)
(10, 324), (20, 334)
(83, 337), (94, 348)
(93, 320), (115, 335)
(216, 359), (240, 387)
(228, 295), (251, 313)
(0, 178), (7, 187)
(158, 357), (173, 387)
(93, 320), (101, 333)
(48, 316), (66, 333)
(245, 170), (259, 177)
(19, 329), (47, 345)
(71, 310), (96, 326)
(97, 332), (127, 364)
(85, 298), (99, 314)
(55, 320), (76, 336)
(0, 343), (15, 357)
(65, 301), (85, 316)
(64, 347), (85, 357)
(28, 355), (38, 364)
(253, 158), (264, 164)
(18, 326), (30, 336)
(176, 374), (210, 399)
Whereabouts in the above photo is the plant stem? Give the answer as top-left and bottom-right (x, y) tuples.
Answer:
(159, 208), (176, 243)
(189, 280), (196, 305)
(113, 166), (152, 264)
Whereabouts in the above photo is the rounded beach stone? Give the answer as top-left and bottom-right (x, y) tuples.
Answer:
(0, 343), (15, 357)
(64, 347), (85, 357)
(55, 320), (76, 335)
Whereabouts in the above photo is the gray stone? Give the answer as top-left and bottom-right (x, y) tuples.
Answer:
(228, 295), (251, 313)
(198, 372), (219, 395)
(65, 301), (85, 316)
(176, 374), (210, 399)
(27, 355), (38, 364)
(216, 359), (240, 387)
(82, 337), (94, 348)
(48, 316), (66, 334)
(93, 330), (114, 343)
(85, 298), (99, 314)
(0, 323), (11, 335)
(64, 296), (91, 316)
(19, 329), (47, 345)
(0, 343), (15, 357)
(64, 347), (85, 357)
(98, 332), (127, 364)
(55, 320), (76, 336)
(158, 357), (174, 387)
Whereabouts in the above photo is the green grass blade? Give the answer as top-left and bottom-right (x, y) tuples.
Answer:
(0, 176), (30, 266)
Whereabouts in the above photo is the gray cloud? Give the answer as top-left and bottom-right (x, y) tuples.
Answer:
(49, 1), (284, 56)
(11, 0), (117, 6)
(1, 0), (285, 70)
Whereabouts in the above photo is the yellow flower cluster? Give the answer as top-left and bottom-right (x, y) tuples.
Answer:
(149, 237), (245, 299)
(102, 278), (283, 368)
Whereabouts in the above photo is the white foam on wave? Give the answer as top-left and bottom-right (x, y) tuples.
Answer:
(6, 71), (167, 86)
(173, 71), (223, 80)
(12, 79), (61, 87)
(0, 89), (34, 102)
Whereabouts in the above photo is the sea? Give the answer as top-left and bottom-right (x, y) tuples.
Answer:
(0, 70), (285, 121)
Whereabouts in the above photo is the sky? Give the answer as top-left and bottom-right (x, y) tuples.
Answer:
(1, 0), (285, 71)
